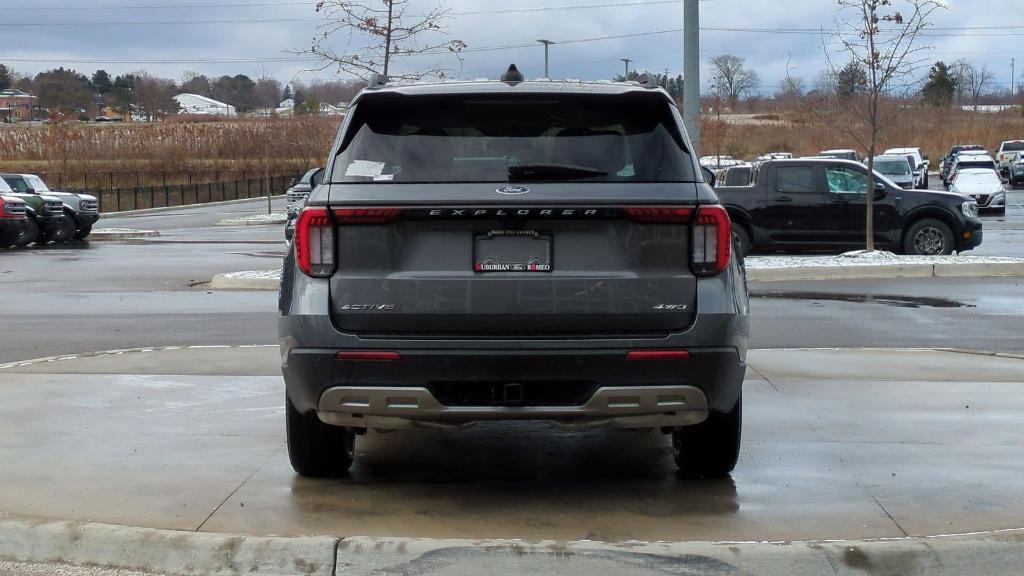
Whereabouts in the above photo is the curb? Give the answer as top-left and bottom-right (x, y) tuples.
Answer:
(87, 229), (161, 241)
(210, 273), (280, 290)
(0, 517), (337, 576)
(101, 195), (285, 219)
(748, 262), (1024, 282)
(4, 517), (1023, 576)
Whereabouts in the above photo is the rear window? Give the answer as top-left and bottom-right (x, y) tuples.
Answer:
(874, 159), (911, 175)
(330, 93), (695, 184)
(1002, 141), (1024, 152)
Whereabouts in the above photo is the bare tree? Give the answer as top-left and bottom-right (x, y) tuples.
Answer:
(962, 63), (994, 105)
(803, 0), (944, 252)
(308, 0), (466, 81)
(949, 58), (972, 106)
(709, 55), (760, 109)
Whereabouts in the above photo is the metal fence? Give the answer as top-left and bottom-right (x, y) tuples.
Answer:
(36, 170), (304, 214)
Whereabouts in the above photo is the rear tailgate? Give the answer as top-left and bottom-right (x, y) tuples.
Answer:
(327, 183), (700, 337)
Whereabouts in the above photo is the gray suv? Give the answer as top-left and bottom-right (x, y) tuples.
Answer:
(278, 69), (750, 478)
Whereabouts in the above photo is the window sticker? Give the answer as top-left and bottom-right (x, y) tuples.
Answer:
(346, 160), (386, 178)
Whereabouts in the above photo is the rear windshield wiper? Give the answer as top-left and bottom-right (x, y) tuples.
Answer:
(508, 164), (608, 181)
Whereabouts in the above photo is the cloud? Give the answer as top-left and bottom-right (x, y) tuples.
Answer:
(1, 0), (1018, 93)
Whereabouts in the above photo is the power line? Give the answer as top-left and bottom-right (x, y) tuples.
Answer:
(0, 0), (700, 13)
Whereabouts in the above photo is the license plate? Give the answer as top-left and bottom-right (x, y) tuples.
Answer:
(474, 229), (552, 273)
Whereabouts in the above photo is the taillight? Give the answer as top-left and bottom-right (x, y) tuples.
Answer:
(332, 208), (402, 224)
(691, 205), (731, 277)
(624, 206), (694, 223)
(295, 207), (335, 278)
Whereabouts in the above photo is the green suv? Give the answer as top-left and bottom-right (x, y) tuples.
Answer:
(0, 177), (67, 246)
(1, 174), (100, 240)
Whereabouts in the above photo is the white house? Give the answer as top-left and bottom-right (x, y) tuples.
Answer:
(174, 93), (236, 116)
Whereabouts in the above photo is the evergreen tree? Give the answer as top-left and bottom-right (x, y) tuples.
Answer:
(922, 61), (957, 106)
(0, 64), (12, 91)
(91, 70), (113, 93)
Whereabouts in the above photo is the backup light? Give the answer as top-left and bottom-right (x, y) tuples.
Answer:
(295, 207), (336, 277)
(691, 205), (732, 276)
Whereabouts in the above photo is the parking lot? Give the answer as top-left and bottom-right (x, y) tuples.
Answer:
(3, 186), (1024, 573)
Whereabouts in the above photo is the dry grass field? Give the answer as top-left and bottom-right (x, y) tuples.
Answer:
(0, 116), (342, 186)
(701, 107), (1024, 161)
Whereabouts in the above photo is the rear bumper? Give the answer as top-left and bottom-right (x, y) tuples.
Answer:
(283, 346), (746, 427)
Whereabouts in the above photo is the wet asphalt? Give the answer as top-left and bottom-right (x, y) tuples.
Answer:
(1, 194), (1023, 362)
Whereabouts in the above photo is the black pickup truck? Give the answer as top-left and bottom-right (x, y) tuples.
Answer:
(716, 158), (983, 256)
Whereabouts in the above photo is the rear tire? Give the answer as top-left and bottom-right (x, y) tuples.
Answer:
(15, 217), (39, 246)
(286, 395), (354, 477)
(732, 226), (751, 258)
(673, 395), (742, 479)
(903, 218), (954, 256)
(73, 223), (93, 240)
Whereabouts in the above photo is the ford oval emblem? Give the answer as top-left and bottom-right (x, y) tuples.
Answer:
(496, 185), (530, 196)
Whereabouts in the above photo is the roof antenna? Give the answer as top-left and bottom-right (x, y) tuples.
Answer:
(501, 64), (525, 84)
(637, 72), (658, 88)
(367, 73), (389, 88)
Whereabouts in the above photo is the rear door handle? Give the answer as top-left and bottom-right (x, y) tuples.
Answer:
(774, 196), (793, 203)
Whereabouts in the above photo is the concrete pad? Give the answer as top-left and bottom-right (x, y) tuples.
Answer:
(210, 273), (280, 291)
(748, 348), (1024, 382)
(0, 345), (280, 376)
(1, 346), (1023, 568)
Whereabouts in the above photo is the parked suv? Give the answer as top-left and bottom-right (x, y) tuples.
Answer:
(940, 144), (985, 185)
(0, 177), (66, 246)
(1, 174), (100, 240)
(285, 167), (324, 216)
(279, 71), (750, 479)
(0, 194), (29, 248)
(885, 147), (929, 188)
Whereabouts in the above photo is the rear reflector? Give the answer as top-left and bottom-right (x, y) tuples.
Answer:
(295, 207), (335, 278)
(337, 351), (402, 361)
(333, 208), (402, 224)
(627, 350), (691, 360)
(624, 206), (694, 223)
(691, 205), (732, 277)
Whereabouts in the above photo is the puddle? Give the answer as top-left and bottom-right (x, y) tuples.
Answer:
(753, 291), (975, 309)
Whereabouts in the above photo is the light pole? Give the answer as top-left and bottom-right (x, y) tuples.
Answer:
(621, 58), (633, 80)
(683, 0), (701, 152)
(537, 39), (554, 78)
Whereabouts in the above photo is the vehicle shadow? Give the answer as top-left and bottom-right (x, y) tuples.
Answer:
(287, 422), (741, 530)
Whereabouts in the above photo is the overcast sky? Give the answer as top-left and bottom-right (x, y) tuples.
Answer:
(1, 0), (1020, 93)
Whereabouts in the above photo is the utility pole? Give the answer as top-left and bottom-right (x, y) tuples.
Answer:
(683, 0), (701, 152)
(621, 58), (633, 79)
(1012, 58), (1016, 97)
(537, 40), (554, 78)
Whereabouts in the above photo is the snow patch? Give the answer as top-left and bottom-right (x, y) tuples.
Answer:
(747, 252), (1024, 269)
(222, 269), (282, 281)
(218, 212), (288, 226)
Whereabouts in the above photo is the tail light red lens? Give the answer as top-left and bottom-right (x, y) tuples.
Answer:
(624, 206), (694, 223)
(295, 207), (335, 278)
(332, 208), (402, 224)
(627, 350), (691, 360)
(691, 205), (732, 277)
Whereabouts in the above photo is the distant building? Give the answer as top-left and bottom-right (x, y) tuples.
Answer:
(279, 98), (295, 109)
(0, 89), (37, 123)
(174, 93), (236, 116)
